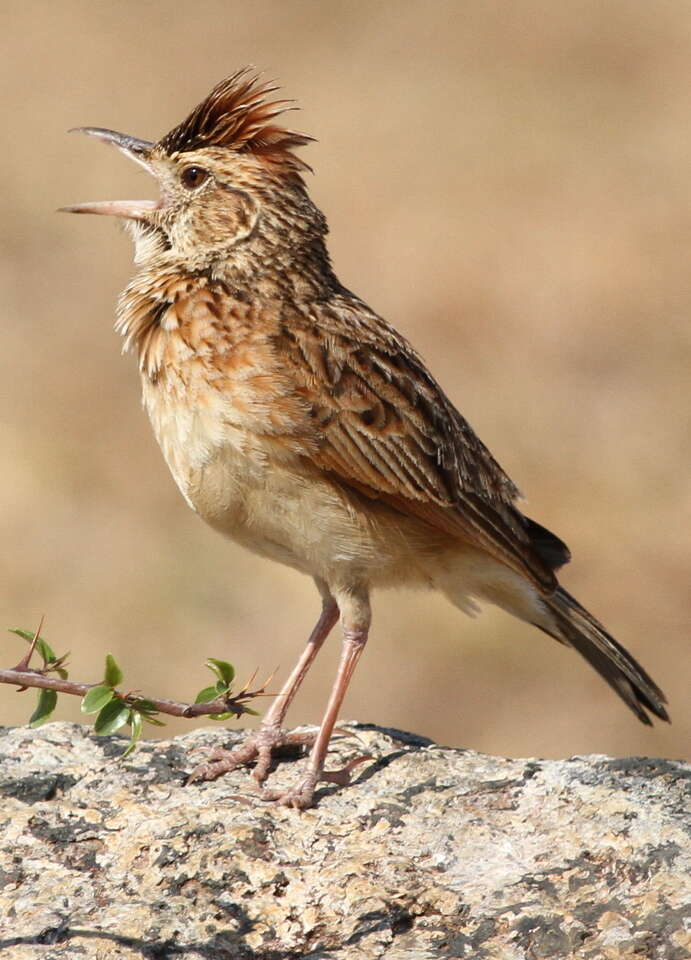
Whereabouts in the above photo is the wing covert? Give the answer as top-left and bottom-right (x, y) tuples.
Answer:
(280, 299), (559, 592)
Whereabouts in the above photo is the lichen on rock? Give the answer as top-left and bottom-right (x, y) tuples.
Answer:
(0, 722), (689, 958)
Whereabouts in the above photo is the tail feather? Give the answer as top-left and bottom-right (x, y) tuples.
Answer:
(544, 587), (669, 726)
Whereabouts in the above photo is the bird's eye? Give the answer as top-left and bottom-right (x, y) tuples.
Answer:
(180, 166), (209, 190)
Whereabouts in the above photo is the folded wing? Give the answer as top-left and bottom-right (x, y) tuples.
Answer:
(281, 298), (569, 593)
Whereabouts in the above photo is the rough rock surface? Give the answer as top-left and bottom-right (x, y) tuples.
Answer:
(0, 721), (689, 959)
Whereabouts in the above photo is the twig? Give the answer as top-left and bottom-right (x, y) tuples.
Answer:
(0, 667), (268, 719)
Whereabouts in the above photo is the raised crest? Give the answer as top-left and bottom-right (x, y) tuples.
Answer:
(158, 68), (313, 173)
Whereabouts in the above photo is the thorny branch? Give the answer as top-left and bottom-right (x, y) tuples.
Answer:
(0, 666), (271, 719)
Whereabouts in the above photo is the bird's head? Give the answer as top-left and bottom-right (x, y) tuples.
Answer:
(62, 70), (321, 274)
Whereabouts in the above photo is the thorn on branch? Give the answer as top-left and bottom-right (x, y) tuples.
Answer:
(10, 614), (45, 673)
(4, 624), (273, 753)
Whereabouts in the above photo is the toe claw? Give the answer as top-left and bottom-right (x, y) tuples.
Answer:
(184, 728), (311, 787)
(184, 729), (371, 804)
(252, 745), (275, 784)
(261, 777), (317, 810)
(258, 755), (372, 808)
(319, 754), (373, 787)
(185, 746), (247, 785)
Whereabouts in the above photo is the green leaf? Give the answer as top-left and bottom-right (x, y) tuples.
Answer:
(81, 684), (115, 714)
(141, 713), (166, 727)
(94, 698), (130, 735)
(122, 710), (143, 758)
(103, 654), (123, 688)
(36, 639), (57, 665)
(195, 685), (223, 704)
(55, 668), (69, 680)
(41, 641), (56, 663)
(29, 689), (57, 727)
(208, 712), (233, 721)
(130, 698), (157, 712)
(129, 698), (166, 726)
(130, 709), (142, 736)
(242, 706), (261, 717)
(206, 658), (235, 686)
(9, 628), (57, 664)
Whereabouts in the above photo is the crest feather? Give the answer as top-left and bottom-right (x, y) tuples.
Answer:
(158, 69), (313, 171)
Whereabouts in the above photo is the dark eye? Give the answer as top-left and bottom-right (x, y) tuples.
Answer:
(180, 166), (209, 189)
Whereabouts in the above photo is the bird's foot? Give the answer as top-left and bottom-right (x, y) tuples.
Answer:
(261, 755), (372, 809)
(186, 725), (317, 786)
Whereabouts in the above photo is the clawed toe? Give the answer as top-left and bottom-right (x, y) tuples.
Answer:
(260, 754), (374, 809)
(318, 754), (373, 786)
(186, 747), (246, 784)
(261, 776), (318, 810)
(251, 743), (276, 784)
(186, 725), (373, 807)
(186, 727), (317, 786)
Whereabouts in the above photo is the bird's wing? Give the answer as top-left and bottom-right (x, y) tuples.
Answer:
(280, 298), (563, 593)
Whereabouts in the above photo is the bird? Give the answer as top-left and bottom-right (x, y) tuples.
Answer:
(62, 69), (668, 808)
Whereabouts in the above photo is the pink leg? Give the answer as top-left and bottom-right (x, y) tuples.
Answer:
(187, 583), (339, 785)
(259, 593), (339, 732)
(263, 586), (372, 809)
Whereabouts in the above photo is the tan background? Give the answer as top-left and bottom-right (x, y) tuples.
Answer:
(1, 1), (688, 762)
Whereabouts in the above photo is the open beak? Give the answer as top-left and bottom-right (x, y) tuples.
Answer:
(60, 127), (158, 221)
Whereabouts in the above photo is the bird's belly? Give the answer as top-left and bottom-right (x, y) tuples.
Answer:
(143, 382), (272, 543)
(194, 454), (459, 590)
(142, 381), (359, 575)
(142, 380), (455, 586)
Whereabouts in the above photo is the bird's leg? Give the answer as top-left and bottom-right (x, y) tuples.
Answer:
(263, 586), (372, 809)
(187, 582), (338, 786)
(247, 590), (340, 783)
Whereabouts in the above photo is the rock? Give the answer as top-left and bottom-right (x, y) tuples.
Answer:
(0, 721), (689, 959)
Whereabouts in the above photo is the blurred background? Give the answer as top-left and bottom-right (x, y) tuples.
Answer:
(1, 1), (688, 762)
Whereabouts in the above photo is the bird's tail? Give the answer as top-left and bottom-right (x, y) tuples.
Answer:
(543, 587), (669, 726)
